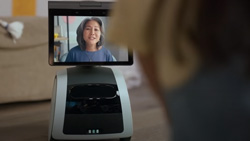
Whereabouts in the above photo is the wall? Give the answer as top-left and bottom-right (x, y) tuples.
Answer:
(0, 0), (114, 17)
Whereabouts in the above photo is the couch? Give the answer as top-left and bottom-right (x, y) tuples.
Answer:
(0, 16), (66, 104)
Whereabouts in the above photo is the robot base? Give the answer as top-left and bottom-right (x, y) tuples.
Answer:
(50, 136), (131, 141)
(48, 67), (133, 141)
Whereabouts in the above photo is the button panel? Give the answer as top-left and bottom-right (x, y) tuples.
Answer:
(87, 129), (100, 134)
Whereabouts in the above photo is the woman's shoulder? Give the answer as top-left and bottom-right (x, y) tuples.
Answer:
(100, 46), (111, 53)
(69, 45), (81, 52)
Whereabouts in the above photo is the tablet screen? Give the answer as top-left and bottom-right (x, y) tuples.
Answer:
(48, 2), (133, 66)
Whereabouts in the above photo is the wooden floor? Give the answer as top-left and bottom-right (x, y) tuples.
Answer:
(0, 82), (169, 141)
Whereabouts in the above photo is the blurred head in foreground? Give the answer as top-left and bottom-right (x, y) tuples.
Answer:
(107, 0), (250, 141)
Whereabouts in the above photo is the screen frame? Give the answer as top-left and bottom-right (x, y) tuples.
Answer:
(48, 2), (133, 66)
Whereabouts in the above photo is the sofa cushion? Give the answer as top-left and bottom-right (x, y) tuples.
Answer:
(0, 16), (48, 49)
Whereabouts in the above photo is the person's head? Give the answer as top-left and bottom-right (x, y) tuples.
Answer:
(76, 17), (104, 50)
(108, 0), (250, 100)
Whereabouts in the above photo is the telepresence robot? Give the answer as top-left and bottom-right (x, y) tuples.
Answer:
(48, 1), (133, 141)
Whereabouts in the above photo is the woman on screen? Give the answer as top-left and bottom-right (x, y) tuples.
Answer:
(65, 17), (114, 62)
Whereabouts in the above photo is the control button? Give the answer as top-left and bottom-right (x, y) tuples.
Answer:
(88, 130), (92, 134)
(92, 129), (95, 134)
(96, 129), (99, 133)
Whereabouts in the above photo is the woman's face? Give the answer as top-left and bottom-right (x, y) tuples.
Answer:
(83, 20), (101, 47)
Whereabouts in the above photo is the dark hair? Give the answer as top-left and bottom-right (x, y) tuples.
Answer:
(180, 0), (250, 68)
(76, 17), (105, 50)
(155, 0), (250, 71)
(195, 0), (250, 67)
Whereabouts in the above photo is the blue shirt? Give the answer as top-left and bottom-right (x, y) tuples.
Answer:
(65, 46), (113, 62)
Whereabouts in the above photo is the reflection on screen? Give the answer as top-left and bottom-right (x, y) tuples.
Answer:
(53, 16), (129, 63)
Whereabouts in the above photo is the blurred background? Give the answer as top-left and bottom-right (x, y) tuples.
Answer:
(0, 0), (168, 141)
(0, 0), (114, 17)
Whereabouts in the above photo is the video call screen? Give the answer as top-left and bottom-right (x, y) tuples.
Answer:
(48, 9), (133, 66)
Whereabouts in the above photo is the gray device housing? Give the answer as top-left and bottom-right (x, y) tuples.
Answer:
(49, 67), (133, 141)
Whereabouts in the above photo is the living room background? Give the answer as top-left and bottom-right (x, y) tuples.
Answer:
(0, 0), (114, 17)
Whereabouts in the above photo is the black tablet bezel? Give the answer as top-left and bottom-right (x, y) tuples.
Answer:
(48, 8), (133, 66)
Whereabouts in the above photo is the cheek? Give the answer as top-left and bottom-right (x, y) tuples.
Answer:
(83, 31), (88, 39)
(97, 32), (101, 39)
